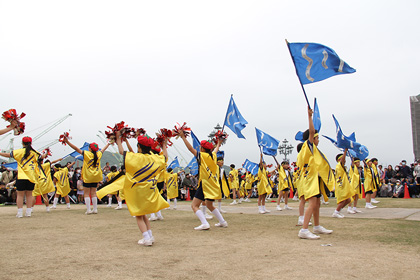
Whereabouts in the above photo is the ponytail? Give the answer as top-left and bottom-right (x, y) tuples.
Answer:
(93, 151), (98, 167)
(22, 143), (37, 160)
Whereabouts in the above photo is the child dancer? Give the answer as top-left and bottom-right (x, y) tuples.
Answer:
(105, 166), (119, 207)
(363, 159), (377, 209)
(216, 151), (230, 214)
(296, 108), (334, 239)
(64, 138), (109, 214)
(33, 157), (62, 212)
(179, 130), (227, 230)
(257, 154), (272, 214)
(332, 150), (355, 218)
(0, 136), (40, 217)
(348, 157), (362, 213)
(116, 131), (169, 246)
(229, 164), (240, 205)
(276, 161), (293, 211)
(52, 162), (76, 209)
(166, 168), (182, 210)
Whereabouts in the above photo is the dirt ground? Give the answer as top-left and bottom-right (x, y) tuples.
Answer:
(1, 200), (420, 280)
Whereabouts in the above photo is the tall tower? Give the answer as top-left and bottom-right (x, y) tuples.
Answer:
(410, 95), (420, 160)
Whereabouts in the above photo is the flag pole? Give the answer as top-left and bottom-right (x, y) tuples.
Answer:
(272, 155), (279, 166)
(221, 94), (233, 133)
(285, 39), (311, 110)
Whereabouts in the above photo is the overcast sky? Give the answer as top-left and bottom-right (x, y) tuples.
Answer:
(1, 0), (419, 168)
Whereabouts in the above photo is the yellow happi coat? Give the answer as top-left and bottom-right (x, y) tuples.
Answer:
(12, 148), (40, 183)
(106, 171), (119, 195)
(349, 165), (362, 198)
(219, 167), (231, 198)
(229, 168), (239, 190)
(245, 173), (254, 190)
(124, 152), (169, 216)
(97, 171), (125, 200)
(165, 172), (179, 200)
(198, 152), (222, 200)
(257, 165), (272, 195)
(82, 151), (103, 183)
(372, 164), (381, 189)
(54, 167), (71, 197)
(278, 166), (293, 192)
(363, 165), (376, 192)
(33, 162), (55, 196)
(335, 163), (355, 204)
(294, 141), (334, 201)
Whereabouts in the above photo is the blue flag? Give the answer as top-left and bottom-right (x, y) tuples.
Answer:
(295, 98), (321, 142)
(243, 159), (259, 176)
(223, 96), (248, 139)
(167, 157), (180, 170)
(323, 135), (369, 161)
(191, 130), (201, 151)
(255, 128), (280, 156)
(186, 157), (198, 176)
(333, 115), (361, 150)
(288, 42), (355, 85)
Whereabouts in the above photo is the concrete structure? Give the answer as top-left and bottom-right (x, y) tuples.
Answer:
(410, 95), (420, 160)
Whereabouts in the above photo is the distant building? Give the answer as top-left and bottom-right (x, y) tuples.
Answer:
(410, 95), (420, 160)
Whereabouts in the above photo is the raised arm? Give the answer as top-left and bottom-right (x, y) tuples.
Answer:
(0, 152), (11, 158)
(339, 149), (348, 165)
(64, 138), (83, 154)
(116, 130), (124, 155)
(51, 158), (63, 165)
(101, 142), (110, 153)
(0, 120), (17, 136)
(161, 139), (168, 160)
(259, 153), (263, 165)
(179, 130), (197, 157)
(213, 138), (221, 154)
(124, 139), (134, 153)
(308, 106), (315, 144)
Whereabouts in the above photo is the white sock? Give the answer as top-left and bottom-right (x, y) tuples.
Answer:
(17, 208), (23, 214)
(201, 205), (207, 214)
(142, 231), (151, 240)
(218, 201), (222, 210)
(108, 197), (112, 205)
(300, 228), (309, 232)
(84, 197), (91, 211)
(150, 213), (156, 218)
(92, 197), (98, 211)
(258, 206), (262, 211)
(157, 210), (163, 218)
(195, 210), (208, 225)
(46, 206), (50, 211)
(118, 201), (122, 207)
(147, 229), (153, 238)
(313, 225), (321, 230)
(353, 207), (357, 211)
(53, 197), (58, 207)
(284, 204), (288, 207)
(26, 208), (31, 214)
(262, 205), (266, 211)
(174, 198), (177, 208)
(334, 210), (340, 214)
(233, 200), (237, 203)
(211, 209), (225, 223)
(66, 203), (70, 208)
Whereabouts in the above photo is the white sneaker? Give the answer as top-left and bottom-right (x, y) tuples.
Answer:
(46, 207), (50, 213)
(219, 209), (227, 214)
(51, 205), (56, 209)
(205, 214), (213, 220)
(16, 212), (23, 218)
(313, 226), (333, 234)
(354, 208), (362, 213)
(297, 219), (303, 226)
(25, 211), (32, 217)
(276, 206), (282, 211)
(347, 208), (356, 214)
(244, 198), (250, 202)
(371, 198), (380, 204)
(332, 212), (344, 218)
(298, 229), (320, 239)
(92, 210), (98, 214)
(321, 201), (329, 205)
(284, 205), (293, 210)
(85, 210), (93, 215)
(365, 204), (377, 209)
(66, 205), (71, 209)
(138, 236), (155, 245)
(264, 209), (271, 213)
(292, 197), (299, 201)
(194, 224), (210, 230)
(115, 206), (122, 210)
(230, 201), (237, 205)
(138, 238), (153, 246)
(280, 198), (284, 203)
(157, 216), (164, 220)
(173, 207), (177, 210)
(238, 199), (243, 204)
(259, 210), (266, 214)
(149, 216), (158, 221)
(215, 221), (228, 228)
(106, 204), (112, 208)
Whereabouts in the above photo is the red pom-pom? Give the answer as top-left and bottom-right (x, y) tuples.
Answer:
(105, 122), (140, 143)
(155, 128), (174, 147)
(2, 109), (26, 135)
(212, 130), (228, 146)
(59, 132), (71, 145)
(42, 148), (52, 159)
(173, 122), (191, 138)
(266, 164), (273, 169)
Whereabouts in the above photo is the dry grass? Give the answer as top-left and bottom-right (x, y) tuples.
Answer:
(1, 202), (420, 280)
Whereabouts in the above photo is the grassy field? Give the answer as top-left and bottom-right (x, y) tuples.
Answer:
(1, 200), (420, 280)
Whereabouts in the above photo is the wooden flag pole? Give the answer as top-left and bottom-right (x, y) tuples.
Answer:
(285, 39), (311, 110)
